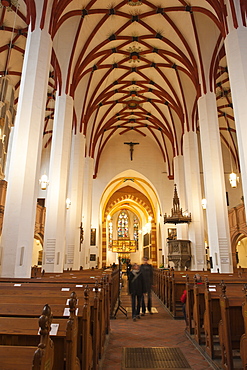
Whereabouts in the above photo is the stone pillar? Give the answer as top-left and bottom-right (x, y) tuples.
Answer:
(224, 0), (247, 221)
(43, 93), (73, 273)
(0, 1), (52, 277)
(174, 155), (188, 240)
(183, 131), (206, 270)
(65, 132), (85, 270)
(198, 92), (232, 273)
(81, 157), (94, 269)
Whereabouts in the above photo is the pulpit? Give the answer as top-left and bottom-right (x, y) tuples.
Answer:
(167, 239), (191, 270)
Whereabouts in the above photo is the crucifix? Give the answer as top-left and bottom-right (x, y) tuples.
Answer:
(124, 142), (139, 160)
(79, 222), (84, 251)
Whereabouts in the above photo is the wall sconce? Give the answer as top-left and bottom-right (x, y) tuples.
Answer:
(66, 198), (71, 209)
(201, 198), (207, 210)
(39, 173), (49, 190)
(229, 172), (238, 188)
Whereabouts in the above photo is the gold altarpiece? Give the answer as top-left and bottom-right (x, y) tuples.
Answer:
(111, 239), (136, 253)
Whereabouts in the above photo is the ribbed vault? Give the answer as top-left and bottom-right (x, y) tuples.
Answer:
(0, 0), (241, 178)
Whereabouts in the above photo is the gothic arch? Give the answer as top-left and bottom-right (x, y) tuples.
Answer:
(101, 187), (158, 268)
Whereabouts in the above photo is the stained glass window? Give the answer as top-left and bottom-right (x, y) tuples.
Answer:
(108, 220), (113, 248)
(133, 216), (139, 248)
(118, 210), (129, 238)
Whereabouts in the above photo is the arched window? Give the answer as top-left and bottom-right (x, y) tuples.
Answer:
(118, 210), (129, 238)
(108, 220), (113, 248)
(133, 216), (139, 245)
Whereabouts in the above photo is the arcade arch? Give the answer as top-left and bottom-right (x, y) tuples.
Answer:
(100, 174), (163, 268)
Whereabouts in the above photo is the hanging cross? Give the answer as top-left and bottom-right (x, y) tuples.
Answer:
(79, 222), (84, 251)
(124, 142), (139, 160)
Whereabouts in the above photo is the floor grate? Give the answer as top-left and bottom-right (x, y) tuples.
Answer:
(122, 347), (191, 369)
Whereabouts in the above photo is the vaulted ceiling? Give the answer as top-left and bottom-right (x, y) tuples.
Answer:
(0, 0), (239, 178)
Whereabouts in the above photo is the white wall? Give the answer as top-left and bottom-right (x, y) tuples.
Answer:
(90, 133), (175, 265)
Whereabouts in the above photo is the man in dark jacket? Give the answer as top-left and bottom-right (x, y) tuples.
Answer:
(128, 263), (144, 321)
(140, 257), (153, 315)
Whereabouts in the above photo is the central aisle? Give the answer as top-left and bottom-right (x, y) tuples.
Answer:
(101, 276), (214, 370)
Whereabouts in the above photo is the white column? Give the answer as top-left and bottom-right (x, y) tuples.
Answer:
(81, 157), (94, 269)
(198, 92), (232, 273)
(65, 132), (85, 270)
(224, 1), (247, 221)
(183, 131), (206, 270)
(174, 155), (188, 240)
(0, 16), (52, 277)
(43, 93), (73, 273)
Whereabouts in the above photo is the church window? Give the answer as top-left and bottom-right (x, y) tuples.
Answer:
(133, 216), (139, 247)
(118, 210), (129, 238)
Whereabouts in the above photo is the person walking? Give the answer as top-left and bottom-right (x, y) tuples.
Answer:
(128, 263), (144, 321)
(126, 259), (132, 278)
(140, 257), (153, 315)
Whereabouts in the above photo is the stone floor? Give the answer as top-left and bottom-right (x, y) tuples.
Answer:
(100, 278), (216, 370)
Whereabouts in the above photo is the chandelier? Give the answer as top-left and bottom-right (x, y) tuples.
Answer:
(164, 184), (191, 224)
(127, 45), (143, 63)
(128, 0), (142, 6)
(0, 0), (18, 10)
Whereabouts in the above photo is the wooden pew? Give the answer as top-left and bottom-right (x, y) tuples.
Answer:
(0, 266), (116, 322)
(0, 283), (101, 370)
(0, 268), (118, 370)
(192, 278), (205, 344)
(240, 284), (247, 369)
(218, 283), (244, 370)
(65, 291), (81, 370)
(0, 292), (80, 370)
(203, 279), (243, 359)
(0, 304), (54, 370)
(192, 278), (244, 356)
(154, 268), (247, 368)
(203, 279), (221, 359)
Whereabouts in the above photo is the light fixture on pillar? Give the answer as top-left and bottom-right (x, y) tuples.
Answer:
(66, 198), (71, 209)
(226, 125), (239, 188)
(164, 184), (191, 225)
(39, 173), (49, 190)
(228, 150), (238, 188)
(201, 198), (207, 210)
(229, 172), (238, 188)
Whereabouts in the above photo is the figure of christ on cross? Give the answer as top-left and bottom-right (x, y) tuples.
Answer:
(124, 142), (140, 161)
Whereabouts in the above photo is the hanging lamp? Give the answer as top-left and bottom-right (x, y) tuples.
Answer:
(39, 173), (49, 190)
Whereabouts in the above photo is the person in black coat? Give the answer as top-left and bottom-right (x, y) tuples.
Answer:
(140, 257), (153, 315)
(128, 263), (145, 321)
(126, 259), (132, 278)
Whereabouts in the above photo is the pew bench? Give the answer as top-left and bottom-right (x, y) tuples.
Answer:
(0, 345), (42, 370)
(0, 293), (81, 370)
(219, 292), (244, 370)
(0, 268), (118, 370)
(0, 288), (99, 370)
(0, 304), (54, 370)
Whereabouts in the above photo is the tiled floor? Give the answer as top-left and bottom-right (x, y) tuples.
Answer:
(100, 279), (215, 370)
